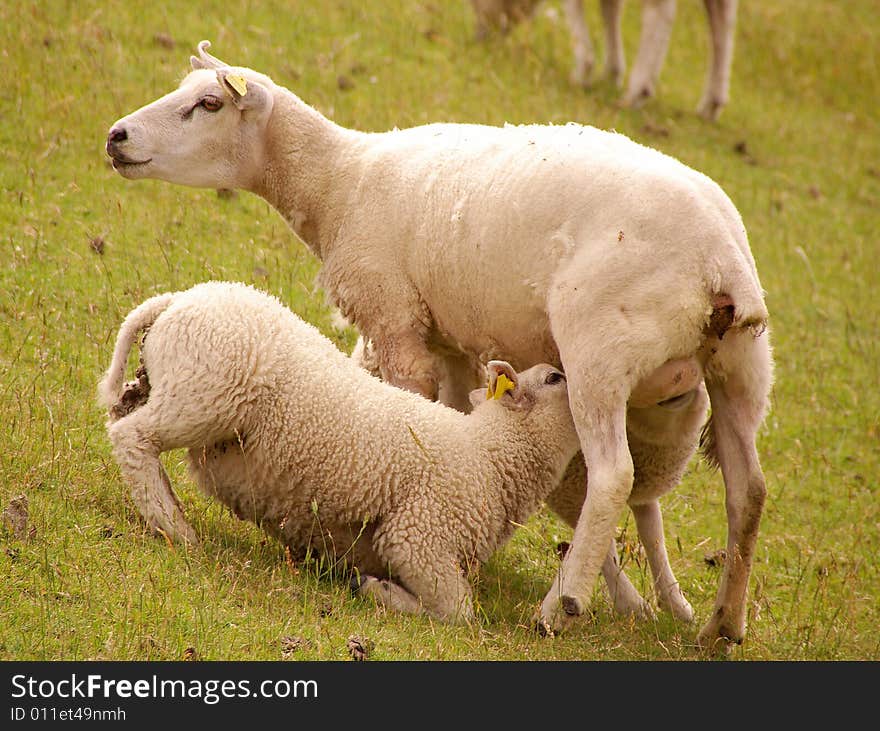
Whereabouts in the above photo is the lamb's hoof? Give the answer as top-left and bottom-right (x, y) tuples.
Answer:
(349, 574), (368, 595)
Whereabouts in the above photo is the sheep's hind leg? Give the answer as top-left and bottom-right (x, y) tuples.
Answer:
(698, 328), (772, 653)
(107, 408), (198, 544)
(630, 500), (693, 622)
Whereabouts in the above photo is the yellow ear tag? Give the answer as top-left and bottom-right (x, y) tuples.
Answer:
(226, 73), (248, 96)
(487, 373), (515, 400)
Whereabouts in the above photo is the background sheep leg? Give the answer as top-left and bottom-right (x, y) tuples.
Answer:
(107, 409), (198, 544)
(621, 0), (677, 107)
(563, 0), (596, 86)
(630, 500), (693, 621)
(697, 0), (738, 119)
(698, 329), (771, 652)
(600, 0), (626, 85)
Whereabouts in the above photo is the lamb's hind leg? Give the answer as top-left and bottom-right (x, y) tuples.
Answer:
(107, 407), (198, 544)
(698, 327), (772, 653)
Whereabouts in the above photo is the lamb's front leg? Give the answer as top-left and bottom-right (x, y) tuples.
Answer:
(354, 561), (474, 624)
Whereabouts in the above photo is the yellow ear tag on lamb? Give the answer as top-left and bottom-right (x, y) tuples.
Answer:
(226, 73), (248, 96)
(488, 373), (515, 400)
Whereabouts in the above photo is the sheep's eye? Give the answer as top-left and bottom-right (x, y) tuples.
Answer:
(200, 96), (223, 112)
(544, 371), (565, 385)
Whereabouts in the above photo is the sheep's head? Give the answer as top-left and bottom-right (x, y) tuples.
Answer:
(106, 41), (275, 190)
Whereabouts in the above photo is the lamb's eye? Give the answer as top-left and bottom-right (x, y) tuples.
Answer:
(200, 96), (223, 112)
(544, 371), (565, 385)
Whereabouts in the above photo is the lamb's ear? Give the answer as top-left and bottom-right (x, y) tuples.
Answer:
(469, 388), (488, 409)
(216, 69), (273, 114)
(486, 360), (519, 401)
(191, 40), (226, 70)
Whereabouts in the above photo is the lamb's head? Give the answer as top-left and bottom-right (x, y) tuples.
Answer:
(470, 360), (579, 458)
(106, 41), (275, 190)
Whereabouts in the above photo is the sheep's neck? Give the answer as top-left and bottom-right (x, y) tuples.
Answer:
(251, 90), (359, 261)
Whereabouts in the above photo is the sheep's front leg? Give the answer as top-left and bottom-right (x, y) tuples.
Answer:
(697, 0), (738, 120)
(546, 457), (653, 618)
(372, 329), (440, 401)
(539, 402), (633, 634)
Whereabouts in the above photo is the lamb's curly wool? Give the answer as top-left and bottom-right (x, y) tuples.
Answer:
(99, 281), (580, 622)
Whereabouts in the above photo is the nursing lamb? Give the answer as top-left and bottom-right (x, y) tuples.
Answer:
(106, 42), (773, 653)
(98, 281), (587, 622)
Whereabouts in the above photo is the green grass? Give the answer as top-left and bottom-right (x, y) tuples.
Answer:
(1, 0), (878, 661)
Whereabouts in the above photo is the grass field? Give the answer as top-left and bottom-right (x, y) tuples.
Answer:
(1, 0), (878, 661)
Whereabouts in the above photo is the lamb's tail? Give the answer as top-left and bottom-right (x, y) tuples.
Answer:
(97, 293), (176, 410)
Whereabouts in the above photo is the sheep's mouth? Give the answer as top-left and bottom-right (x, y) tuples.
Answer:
(110, 154), (152, 168)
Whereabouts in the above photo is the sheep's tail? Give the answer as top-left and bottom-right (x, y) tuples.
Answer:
(97, 292), (176, 410)
(715, 242), (769, 335)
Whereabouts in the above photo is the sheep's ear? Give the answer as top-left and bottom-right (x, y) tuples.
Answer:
(191, 40), (225, 70)
(486, 360), (519, 401)
(216, 69), (273, 114)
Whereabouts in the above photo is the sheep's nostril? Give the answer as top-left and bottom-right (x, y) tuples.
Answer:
(108, 126), (128, 144)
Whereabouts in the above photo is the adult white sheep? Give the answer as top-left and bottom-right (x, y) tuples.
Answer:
(105, 41), (773, 653)
(470, 0), (739, 120)
(98, 280), (589, 622)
